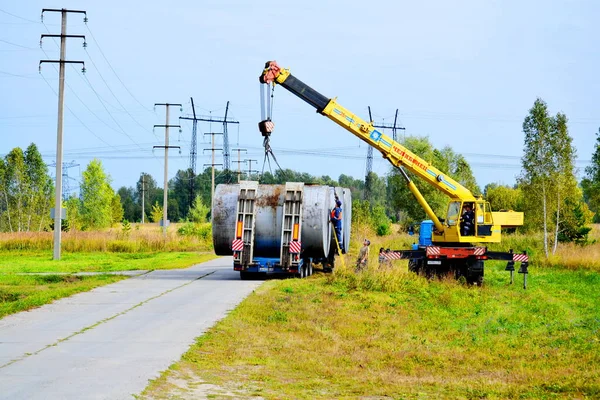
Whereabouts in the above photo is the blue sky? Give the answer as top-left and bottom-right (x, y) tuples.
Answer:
(1, 0), (598, 195)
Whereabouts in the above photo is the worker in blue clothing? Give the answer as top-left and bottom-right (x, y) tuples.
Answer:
(331, 199), (344, 253)
(460, 203), (475, 236)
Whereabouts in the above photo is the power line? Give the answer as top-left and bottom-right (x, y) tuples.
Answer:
(0, 38), (37, 49)
(84, 24), (153, 113)
(82, 43), (159, 140)
(39, 26), (162, 164)
(40, 43), (149, 153)
(39, 73), (115, 149)
(42, 21), (124, 113)
(0, 70), (42, 79)
(0, 8), (39, 23)
(82, 74), (146, 150)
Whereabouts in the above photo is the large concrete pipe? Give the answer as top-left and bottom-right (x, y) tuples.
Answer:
(212, 183), (240, 256)
(333, 186), (352, 254)
(212, 182), (348, 259)
(301, 185), (331, 258)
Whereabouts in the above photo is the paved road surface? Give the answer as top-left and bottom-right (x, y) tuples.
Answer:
(0, 257), (262, 400)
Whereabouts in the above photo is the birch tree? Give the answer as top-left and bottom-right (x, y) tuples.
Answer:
(519, 99), (553, 256)
(80, 159), (114, 230)
(519, 99), (587, 256)
(4, 148), (28, 232)
(24, 143), (53, 231)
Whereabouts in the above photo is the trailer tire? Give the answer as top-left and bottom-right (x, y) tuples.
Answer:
(308, 261), (313, 276)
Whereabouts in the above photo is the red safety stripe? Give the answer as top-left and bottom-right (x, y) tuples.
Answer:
(289, 241), (301, 254)
(382, 252), (403, 260)
(426, 246), (441, 256)
(232, 239), (244, 251)
(513, 254), (529, 262)
(474, 247), (486, 256)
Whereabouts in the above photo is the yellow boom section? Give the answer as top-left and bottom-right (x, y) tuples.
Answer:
(269, 66), (476, 201)
(321, 99), (476, 201)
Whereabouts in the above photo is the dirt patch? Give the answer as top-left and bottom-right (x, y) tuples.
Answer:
(147, 375), (264, 400)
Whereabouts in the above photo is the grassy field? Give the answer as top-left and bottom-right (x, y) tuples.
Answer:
(0, 223), (217, 319)
(0, 274), (127, 318)
(0, 251), (216, 273)
(0, 222), (212, 253)
(142, 262), (600, 399)
(0, 251), (217, 319)
(141, 225), (600, 399)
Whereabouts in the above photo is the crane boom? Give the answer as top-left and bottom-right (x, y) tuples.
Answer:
(260, 62), (475, 201)
(259, 61), (523, 244)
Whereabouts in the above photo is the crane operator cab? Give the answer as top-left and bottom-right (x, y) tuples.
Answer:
(446, 200), (494, 238)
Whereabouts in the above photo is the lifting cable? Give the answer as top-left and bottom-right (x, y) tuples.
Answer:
(259, 83), (287, 179)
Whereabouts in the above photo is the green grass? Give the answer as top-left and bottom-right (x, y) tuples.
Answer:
(0, 250), (218, 319)
(0, 274), (127, 318)
(142, 263), (600, 399)
(0, 251), (217, 273)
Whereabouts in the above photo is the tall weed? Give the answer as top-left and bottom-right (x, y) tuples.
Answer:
(0, 223), (214, 253)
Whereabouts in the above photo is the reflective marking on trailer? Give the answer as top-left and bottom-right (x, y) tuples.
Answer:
(427, 260), (442, 265)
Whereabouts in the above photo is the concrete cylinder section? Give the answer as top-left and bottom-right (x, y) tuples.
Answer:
(301, 185), (331, 258)
(212, 182), (350, 259)
(333, 186), (352, 254)
(212, 183), (240, 256)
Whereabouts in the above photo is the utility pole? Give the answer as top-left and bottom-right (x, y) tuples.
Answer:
(244, 159), (258, 179)
(39, 8), (86, 261)
(232, 148), (247, 182)
(203, 132), (223, 213)
(140, 173), (146, 224)
(153, 103), (181, 235)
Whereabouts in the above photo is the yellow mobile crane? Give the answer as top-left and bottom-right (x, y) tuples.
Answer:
(258, 61), (528, 285)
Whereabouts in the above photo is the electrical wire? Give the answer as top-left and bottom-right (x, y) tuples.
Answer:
(0, 38), (37, 49)
(0, 70), (42, 79)
(83, 47), (160, 141)
(38, 43), (146, 152)
(0, 8), (39, 23)
(84, 24), (154, 114)
(39, 22), (164, 167)
(39, 73), (117, 150)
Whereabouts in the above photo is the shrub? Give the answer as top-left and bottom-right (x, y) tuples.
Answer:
(177, 222), (212, 241)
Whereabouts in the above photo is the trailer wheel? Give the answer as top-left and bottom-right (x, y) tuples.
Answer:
(308, 261), (313, 276)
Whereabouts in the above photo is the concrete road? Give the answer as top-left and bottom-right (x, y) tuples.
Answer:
(0, 257), (262, 400)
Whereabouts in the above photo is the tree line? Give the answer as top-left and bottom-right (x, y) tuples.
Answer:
(1, 98), (598, 250)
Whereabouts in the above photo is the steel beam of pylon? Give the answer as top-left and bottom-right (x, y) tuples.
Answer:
(180, 101), (239, 179)
(48, 160), (79, 201)
(189, 97), (198, 211)
(189, 97), (198, 175)
(223, 101), (230, 171)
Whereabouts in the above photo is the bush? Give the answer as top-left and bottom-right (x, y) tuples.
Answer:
(376, 222), (391, 236)
(177, 222), (212, 241)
